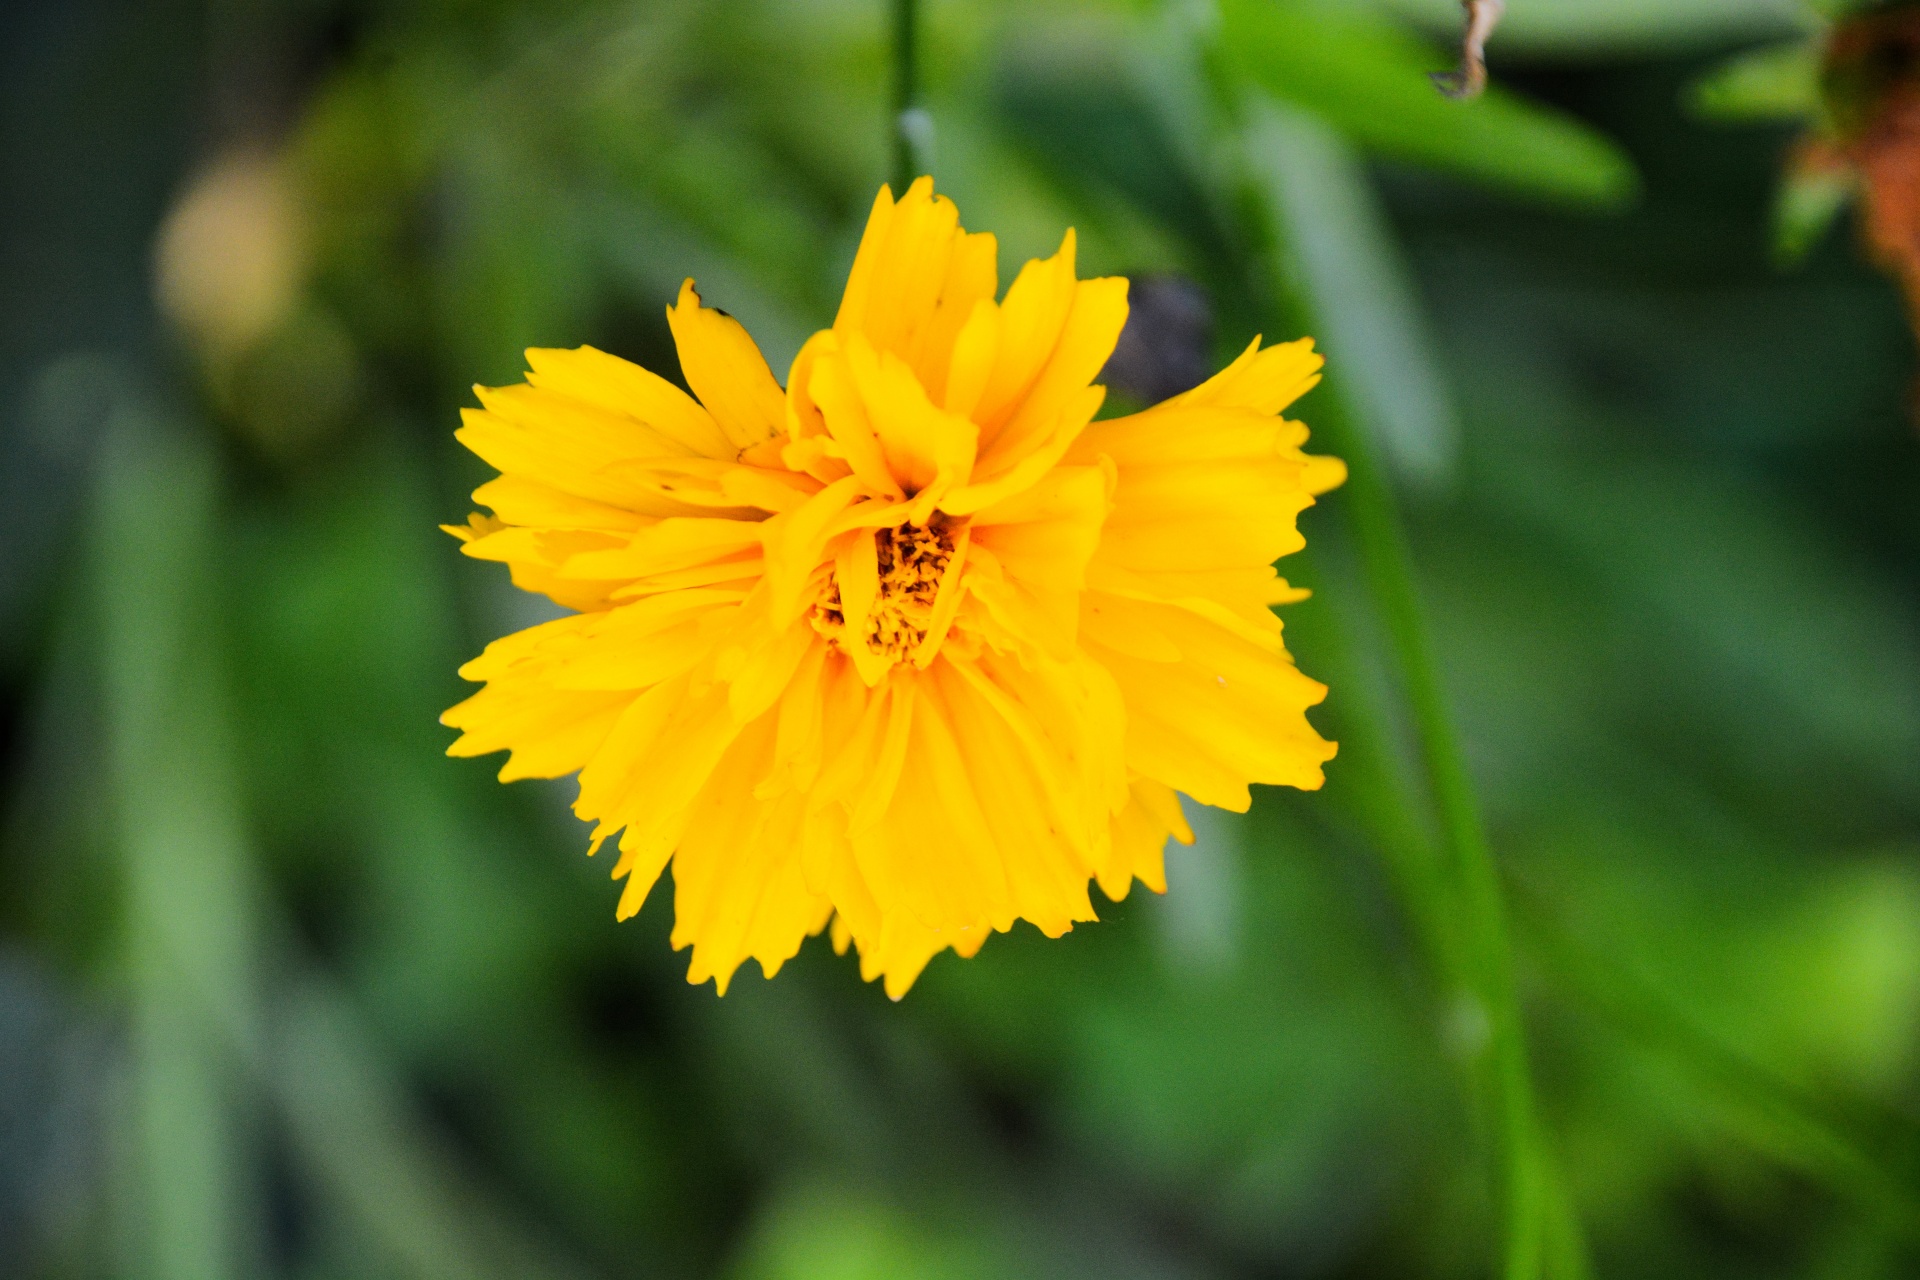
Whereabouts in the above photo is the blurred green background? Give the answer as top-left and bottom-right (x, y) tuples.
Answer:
(4, 0), (1919, 1277)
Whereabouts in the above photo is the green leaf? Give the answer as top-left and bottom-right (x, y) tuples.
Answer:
(729, 1185), (1001, 1280)
(1216, 0), (1639, 208)
(1773, 157), (1857, 264)
(1688, 39), (1824, 123)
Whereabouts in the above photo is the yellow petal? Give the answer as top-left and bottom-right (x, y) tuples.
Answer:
(941, 297), (1000, 420)
(851, 176), (960, 358)
(524, 344), (733, 458)
(760, 475), (867, 624)
(977, 274), (1128, 472)
(666, 279), (787, 450)
(1302, 452), (1348, 495)
(939, 385), (1105, 516)
(562, 517), (765, 584)
(575, 676), (743, 903)
(911, 230), (999, 401)
(964, 463), (1110, 660)
(1088, 601), (1335, 811)
(443, 617), (630, 783)
(670, 716), (832, 993)
(910, 524), (973, 669)
(758, 638), (834, 799)
(1169, 335), (1324, 415)
(831, 184), (900, 340)
(459, 389), (715, 517)
(849, 688), (1013, 935)
(471, 474), (649, 532)
(1098, 776), (1190, 900)
(972, 229), (1081, 437)
(833, 177), (996, 388)
(725, 618), (819, 724)
(847, 677), (916, 832)
(807, 336), (907, 499)
(551, 592), (742, 690)
(839, 332), (977, 515)
(1098, 455), (1314, 573)
(457, 525), (628, 612)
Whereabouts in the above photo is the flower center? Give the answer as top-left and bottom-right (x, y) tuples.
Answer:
(811, 519), (959, 664)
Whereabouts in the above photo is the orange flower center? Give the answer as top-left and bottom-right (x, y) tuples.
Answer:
(810, 519), (961, 664)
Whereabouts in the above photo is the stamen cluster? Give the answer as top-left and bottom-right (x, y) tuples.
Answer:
(810, 520), (960, 665)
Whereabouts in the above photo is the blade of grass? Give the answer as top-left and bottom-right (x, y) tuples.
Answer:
(96, 406), (257, 1280)
(96, 406), (598, 1280)
(1244, 100), (1572, 1280)
(1245, 93), (1920, 1266)
(271, 971), (597, 1280)
(1247, 98), (1460, 486)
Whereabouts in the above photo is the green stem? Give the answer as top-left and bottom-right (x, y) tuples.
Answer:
(1244, 100), (1574, 1277)
(1316, 389), (1549, 1280)
(890, 0), (919, 192)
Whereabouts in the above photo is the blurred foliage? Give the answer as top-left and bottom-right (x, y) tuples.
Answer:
(3, 0), (1919, 1279)
(1221, 0), (1639, 206)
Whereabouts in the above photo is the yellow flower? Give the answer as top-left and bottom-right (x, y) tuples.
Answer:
(442, 179), (1344, 997)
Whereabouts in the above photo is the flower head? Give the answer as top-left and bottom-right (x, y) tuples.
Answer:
(443, 179), (1343, 997)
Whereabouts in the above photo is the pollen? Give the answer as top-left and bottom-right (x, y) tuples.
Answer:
(810, 519), (958, 664)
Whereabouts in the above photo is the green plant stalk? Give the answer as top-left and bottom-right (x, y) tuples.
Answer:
(1246, 100), (1567, 1279)
(890, 0), (919, 193)
(1314, 373), (1553, 1280)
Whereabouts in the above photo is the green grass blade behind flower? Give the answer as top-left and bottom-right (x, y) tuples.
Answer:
(271, 971), (601, 1280)
(1323, 369), (1558, 1280)
(1243, 105), (1573, 1280)
(1215, 0), (1638, 209)
(96, 407), (257, 1280)
(97, 409), (599, 1280)
(1234, 101), (1457, 966)
(1244, 100), (1459, 487)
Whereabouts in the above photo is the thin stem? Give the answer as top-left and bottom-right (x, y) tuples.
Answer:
(890, 0), (919, 193)
(1243, 100), (1560, 1273)
(1314, 388), (1550, 1280)
(1246, 101), (1573, 1276)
